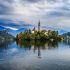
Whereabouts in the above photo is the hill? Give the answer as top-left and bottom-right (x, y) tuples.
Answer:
(62, 32), (70, 40)
(0, 26), (28, 36)
(62, 32), (70, 37)
(0, 30), (14, 43)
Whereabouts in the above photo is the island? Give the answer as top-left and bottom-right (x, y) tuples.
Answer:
(15, 21), (64, 42)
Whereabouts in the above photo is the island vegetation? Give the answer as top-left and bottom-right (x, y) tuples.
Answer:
(15, 21), (64, 42)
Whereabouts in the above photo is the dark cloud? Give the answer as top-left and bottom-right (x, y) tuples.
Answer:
(0, 18), (19, 27)
(26, 0), (40, 2)
(23, 0), (58, 3)
(48, 5), (70, 17)
(5, 0), (14, 3)
(0, 18), (33, 29)
(0, 0), (14, 15)
(21, 0), (41, 3)
(0, 0), (14, 3)
(47, 0), (57, 3)
(48, 11), (70, 17)
(60, 6), (70, 11)
(0, 4), (12, 14)
(49, 11), (64, 16)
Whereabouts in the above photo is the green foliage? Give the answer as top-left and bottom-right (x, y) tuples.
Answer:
(18, 32), (24, 40)
(16, 29), (61, 41)
(48, 30), (59, 40)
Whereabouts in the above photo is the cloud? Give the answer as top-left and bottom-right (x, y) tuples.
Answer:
(0, 0), (69, 16)
(0, 18), (33, 29)
(0, 0), (14, 15)
(0, 0), (70, 32)
(21, 0), (41, 3)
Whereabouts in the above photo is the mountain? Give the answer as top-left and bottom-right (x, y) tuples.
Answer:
(62, 32), (70, 37)
(16, 28), (27, 32)
(0, 18), (33, 36)
(61, 32), (70, 45)
(0, 30), (14, 43)
(61, 32), (70, 41)
(9, 28), (27, 36)
(0, 26), (27, 36)
(0, 26), (5, 30)
(58, 30), (67, 35)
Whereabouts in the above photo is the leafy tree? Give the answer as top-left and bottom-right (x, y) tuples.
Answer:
(18, 32), (24, 40)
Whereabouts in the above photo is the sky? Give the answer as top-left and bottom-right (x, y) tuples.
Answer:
(0, 0), (70, 32)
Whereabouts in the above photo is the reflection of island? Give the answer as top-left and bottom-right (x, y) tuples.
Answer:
(16, 40), (58, 58)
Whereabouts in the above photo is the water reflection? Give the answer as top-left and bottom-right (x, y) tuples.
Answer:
(63, 40), (70, 45)
(16, 40), (58, 58)
(0, 40), (70, 70)
(0, 41), (14, 49)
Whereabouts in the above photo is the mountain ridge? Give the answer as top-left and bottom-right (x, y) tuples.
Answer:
(0, 26), (27, 36)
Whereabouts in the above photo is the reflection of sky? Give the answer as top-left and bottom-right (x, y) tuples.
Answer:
(0, 41), (70, 60)
(0, 42), (70, 70)
(0, 40), (70, 70)
(0, 0), (70, 33)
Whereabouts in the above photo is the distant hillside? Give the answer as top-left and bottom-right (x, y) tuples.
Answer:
(62, 32), (70, 40)
(0, 26), (5, 30)
(0, 26), (28, 36)
(0, 30), (14, 43)
(62, 32), (70, 37)
(58, 30), (67, 35)
(0, 18), (33, 36)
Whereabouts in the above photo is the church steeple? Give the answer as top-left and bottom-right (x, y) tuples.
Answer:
(38, 21), (40, 31)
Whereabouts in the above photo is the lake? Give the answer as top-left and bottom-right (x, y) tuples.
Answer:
(0, 40), (70, 70)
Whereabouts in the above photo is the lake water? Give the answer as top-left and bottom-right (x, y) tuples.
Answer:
(0, 40), (70, 70)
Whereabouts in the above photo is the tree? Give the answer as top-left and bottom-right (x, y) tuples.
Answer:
(18, 32), (24, 40)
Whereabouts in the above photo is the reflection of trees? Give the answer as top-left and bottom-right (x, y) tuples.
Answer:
(32, 40), (47, 58)
(16, 40), (58, 58)
(17, 40), (32, 50)
(63, 40), (70, 45)
(0, 41), (14, 49)
(47, 41), (58, 49)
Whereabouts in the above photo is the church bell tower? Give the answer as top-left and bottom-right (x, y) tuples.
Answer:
(38, 21), (40, 31)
